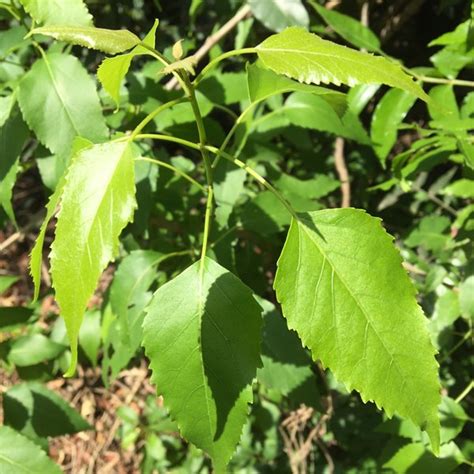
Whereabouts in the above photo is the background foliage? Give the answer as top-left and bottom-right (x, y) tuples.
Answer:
(0, 0), (473, 472)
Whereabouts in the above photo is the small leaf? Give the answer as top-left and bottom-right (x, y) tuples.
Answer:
(50, 141), (137, 376)
(9, 334), (66, 367)
(371, 88), (417, 166)
(249, 0), (309, 33)
(3, 382), (91, 448)
(143, 257), (262, 472)
(274, 209), (441, 451)
(163, 56), (197, 75)
(97, 20), (159, 105)
(172, 39), (184, 59)
(0, 275), (19, 295)
(247, 62), (347, 116)
(0, 425), (62, 473)
(256, 27), (429, 101)
(30, 26), (140, 54)
(18, 53), (108, 158)
(79, 310), (101, 366)
(442, 179), (474, 199)
(459, 276), (474, 320)
(19, 0), (92, 26)
(311, 2), (381, 52)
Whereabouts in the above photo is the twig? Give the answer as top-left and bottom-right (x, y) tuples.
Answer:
(455, 380), (474, 403)
(411, 183), (457, 217)
(164, 4), (252, 90)
(0, 211), (44, 253)
(334, 137), (350, 207)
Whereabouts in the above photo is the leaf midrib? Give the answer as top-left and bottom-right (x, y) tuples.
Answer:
(298, 219), (413, 406)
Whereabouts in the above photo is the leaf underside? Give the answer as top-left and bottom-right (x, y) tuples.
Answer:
(50, 141), (137, 376)
(274, 208), (441, 451)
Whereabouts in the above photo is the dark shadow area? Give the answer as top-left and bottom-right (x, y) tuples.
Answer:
(0, 307), (35, 331)
(202, 272), (262, 441)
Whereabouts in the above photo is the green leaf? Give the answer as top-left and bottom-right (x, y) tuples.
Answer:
(50, 141), (137, 376)
(442, 179), (474, 198)
(282, 92), (370, 143)
(247, 62), (347, 116)
(79, 310), (101, 366)
(371, 88), (417, 165)
(274, 209), (441, 451)
(30, 137), (93, 302)
(18, 53), (108, 158)
(0, 307), (35, 332)
(347, 83), (380, 115)
(405, 216), (451, 253)
(0, 425), (62, 473)
(3, 382), (91, 448)
(311, 2), (381, 52)
(256, 27), (429, 101)
(257, 298), (314, 396)
(97, 20), (158, 105)
(103, 250), (162, 379)
(9, 334), (66, 367)
(143, 257), (262, 472)
(0, 275), (19, 295)
(0, 110), (28, 224)
(459, 276), (474, 320)
(384, 441), (464, 473)
(19, 0), (92, 26)
(31, 25), (140, 55)
(249, 0), (309, 33)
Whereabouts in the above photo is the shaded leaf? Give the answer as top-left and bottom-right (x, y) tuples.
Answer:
(50, 141), (137, 376)
(256, 27), (428, 101)
(9, 334), (66, 367)
(79, 310), (101, 366)
(0, 425), (62, 473)
(249, 0), (309, 33)
(3, 382), (91, 448)
(274, 209), (441, 450)
(143, 257), (262, 472)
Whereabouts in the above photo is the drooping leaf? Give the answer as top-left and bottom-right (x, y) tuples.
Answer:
(97, 19), (158, 105)
(3, 382), (91, 449)
(30, 25), (140, 54)
(256, 27), (429, 101)
(249, 0), (309, 32)
(371, 88), (417, 166)
(9, 334), (66, 367)
(347, 83), (380, 115)
(247, 62), (347, 116)
(143, 257), (262, 472)
(19, 0), (92, 26)
(0, 110), (28, 224)
(30, 137), (93, 302)
(0, 425), (62, 474)
(274, 209), (441, 451)
(18, 53), (108, 158)
(311, 2), (381, 52)
(50, 141), (137, 376)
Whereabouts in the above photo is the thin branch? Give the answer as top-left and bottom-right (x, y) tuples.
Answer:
(334, 137), (351, 207)
(165, 4), (252, 90)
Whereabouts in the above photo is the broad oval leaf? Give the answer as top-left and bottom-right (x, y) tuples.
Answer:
(143, 257), (262, 472)
(256, 27), (429, 101)
(249, 0), (309, 33)
(0, 425), (62, 474)
(371, 88), (417, 166)
(9, 334), (66, 367)
(19, 0), (92, 27)
(30, 26), (140, 54)
(274, 209), (441, 451)
(312, 2), (381, 52)
(50, 141), (137, 376)
(18, 53), (108, 157)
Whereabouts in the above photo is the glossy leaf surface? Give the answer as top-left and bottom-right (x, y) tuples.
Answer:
(143, 257), (262, 472)
(274, 209), (441, 451)
(249, 0), (309, 32)
(19, 0), (92, 26)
